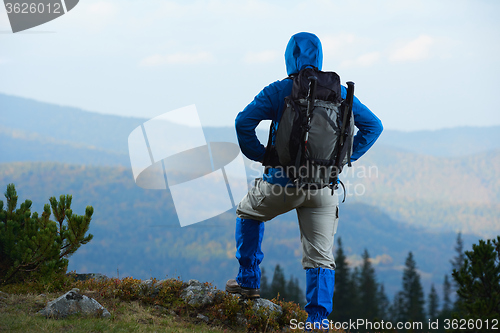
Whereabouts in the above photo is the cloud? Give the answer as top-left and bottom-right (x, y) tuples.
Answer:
(321, 34), (357, 56)
(243, 50), (279, 64)
(69, 1), (117, 32)
(340, 52), (381, 68)
(139, 51), (215, 66)
(346, 253), (393, 267)
(87, 2), (116, 16)
(390, 35), (434, 62)
(370, 254), (393, 265)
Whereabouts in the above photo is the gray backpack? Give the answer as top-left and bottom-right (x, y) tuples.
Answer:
(263, 67), (355, 190)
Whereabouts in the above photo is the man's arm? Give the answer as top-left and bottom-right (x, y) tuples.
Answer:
(341, 86), (383, 161)
(235, 81), (286, 162)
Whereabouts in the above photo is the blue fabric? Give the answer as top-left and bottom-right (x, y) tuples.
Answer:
(284, 32), (323, 75)
(235, 32), (383, 185)
(305, 267), (335, 327)
(235, 217), (265, 289)
(235, 79), (292, 163)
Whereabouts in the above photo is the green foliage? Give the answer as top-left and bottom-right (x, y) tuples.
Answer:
(270, 264), (286, 300)
(71, 276), (305, 332)
(451, 236), (500, 327)
(359, 249), (379, 320)
(377, 284), (391, 321)
(285, 276), (303, 306)
(451, 232), (465, 312)
(330, 237), (357, 322)
(0, 270), (75, 294)
(261, 264), (305, 305)
(427, 284), (439, 321)
(451, 232), (465, 276)
(441, 274), (452, 316)
(329, 240), (389, 327)
(402, 252), (426, 325)
(0, 184), (93, 285)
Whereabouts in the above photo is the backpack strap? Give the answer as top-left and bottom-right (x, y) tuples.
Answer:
(330, 81), (355, 186)
(262, 76), (294, 167)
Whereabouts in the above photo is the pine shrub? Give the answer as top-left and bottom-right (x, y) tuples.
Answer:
(0, 183), (93, 285)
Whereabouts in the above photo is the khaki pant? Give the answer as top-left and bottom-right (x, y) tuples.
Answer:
(236, 178), (339, 270)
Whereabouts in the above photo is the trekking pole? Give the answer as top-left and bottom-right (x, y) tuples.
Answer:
(294, 75), (318, 185)
(331, 81), (355, 195)
(340, 81), (354, 146)
(304, 76), (318, 147)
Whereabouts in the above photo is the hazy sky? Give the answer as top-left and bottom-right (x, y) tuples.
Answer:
(1, 0), (499, 131)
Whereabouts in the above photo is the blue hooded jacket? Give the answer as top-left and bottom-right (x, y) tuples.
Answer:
(235, 32), (383, 186)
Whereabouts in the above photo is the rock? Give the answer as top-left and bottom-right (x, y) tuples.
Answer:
(243, 298), (283, 316)
(68, 273), (108, 282)
(37, 289), (110, 319)
(139, 278), (169, 297)
(196, 313), (209, 323)
(236, 313), (247, 326)
(179, 279), (216, 306)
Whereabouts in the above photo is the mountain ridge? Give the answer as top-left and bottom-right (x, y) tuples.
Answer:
(0, 161), (481, 300)
(2, 92), (499, 237)
(2, 92), (500, 158)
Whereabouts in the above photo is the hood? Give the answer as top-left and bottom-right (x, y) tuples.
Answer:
(284, 32), (323, 76)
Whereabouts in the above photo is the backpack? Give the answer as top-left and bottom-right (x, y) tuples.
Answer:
(262, 66), (355, 192)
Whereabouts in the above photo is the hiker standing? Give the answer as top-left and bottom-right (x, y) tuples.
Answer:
(226, 32), (383, 328)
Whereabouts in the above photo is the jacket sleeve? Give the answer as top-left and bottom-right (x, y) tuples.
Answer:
(235, 82), (282, 162)
(341, 86), (383, 161)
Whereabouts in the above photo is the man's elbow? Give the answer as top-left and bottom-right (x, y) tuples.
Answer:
(235, 113), (241, 129)
(235, 113), (246, 136)
(375, 118), (383, 136)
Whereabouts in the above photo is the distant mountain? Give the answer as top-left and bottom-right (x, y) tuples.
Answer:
(2, 92), (500, 238)
(0, 93), (142, 154)
(0, 126), (130, 166)
(346, 144), (500, 237)
(3, 92), (500, 162)
(0, 162), (481, 300)
(374, 126), (500, 157)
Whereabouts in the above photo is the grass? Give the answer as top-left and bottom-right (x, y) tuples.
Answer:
(0, 275), (311, 332)
(0, 290), (226, 333)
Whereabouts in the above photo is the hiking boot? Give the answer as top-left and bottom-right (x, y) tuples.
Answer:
(225, 279), (260, 299)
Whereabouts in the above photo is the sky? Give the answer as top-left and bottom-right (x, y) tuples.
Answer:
(0, 0), (499, 131)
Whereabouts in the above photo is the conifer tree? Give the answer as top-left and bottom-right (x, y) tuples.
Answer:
(450, 232), (465, 277)
(440, 274), (452, 318)
(450, 232), (464, 310)
(286, 275), (304, 305)
(377, 284), (390, 321)
(390, 291), (406, 323)
(401, 252), (426, 324)
(0, 184), (93, 285)
(359, 249), (379, 320)
(427, 284), (440, 321)
(329, 237), (354, 322)
(263, 264), (304, 304)
(349, 266), (361, 320)
(270, 264), (287, 300)
(452, 236), (500, 325)
(260, 267), (271, 299)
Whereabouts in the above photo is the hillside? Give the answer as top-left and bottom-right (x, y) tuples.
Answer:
(374, 126), (500, 157)
(1, 92), (499, 237)
(0, 275), (302, 333)
(346, 145), (500, 237)
(0, 162), (481, 300)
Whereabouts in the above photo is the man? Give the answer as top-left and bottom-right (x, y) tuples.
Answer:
(226, 32), (383, 327)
